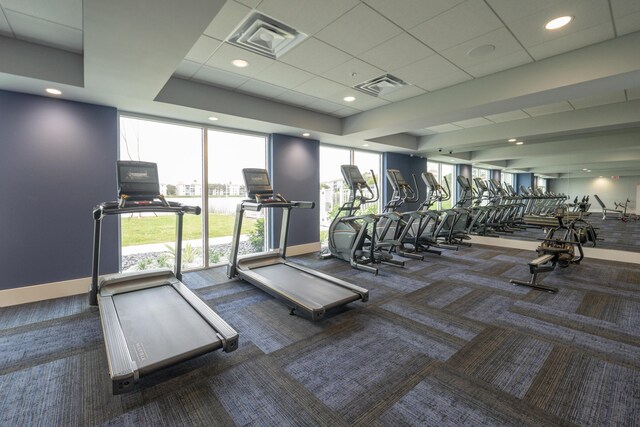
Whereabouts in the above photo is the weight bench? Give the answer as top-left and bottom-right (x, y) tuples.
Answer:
(593, 194), (623, 220)
(510, 253), (558, 293)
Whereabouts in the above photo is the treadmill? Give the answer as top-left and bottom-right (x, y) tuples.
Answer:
(90, 161), (238, 394)
(226, 168), (369, 320)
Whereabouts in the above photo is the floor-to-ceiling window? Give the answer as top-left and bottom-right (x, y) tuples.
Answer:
(537, 177), (547, 193)
(471, 167), (489, 194)
(119, 116), (267, 272)
(319, 145), (381, 245)
(426, 161), (456, 209)
(207, 129), (267, 264)
(502, 172), (515, 192)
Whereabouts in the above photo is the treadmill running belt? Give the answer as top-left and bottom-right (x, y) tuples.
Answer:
(113, 285), (221, 374)
(250, 263), (359, 308)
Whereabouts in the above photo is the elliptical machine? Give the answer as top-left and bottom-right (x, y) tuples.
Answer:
(322, 165), (404, 275)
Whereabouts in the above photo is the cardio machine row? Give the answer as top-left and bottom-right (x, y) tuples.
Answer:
(321, 165), (472, 276)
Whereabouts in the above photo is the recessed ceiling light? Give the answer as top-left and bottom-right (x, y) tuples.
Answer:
(587, 170), (591, 172)
(208, 116), (218, 121)
(362, 144), (369, 147)
(508, 138), (516, 142)
(582, 168), (587, 171)
(232, 59), (249, 68)
(302, 133), (310, 137)
(599, 176), (603, 178)
(343, 96), (356, 102)
(515, 141), (524, 145)
(46, 88), (62, 95)
(545, 16), (573, 30)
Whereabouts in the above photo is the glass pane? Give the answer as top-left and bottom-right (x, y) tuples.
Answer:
(353, 150), (382, 215)
(119, 116), (203, 272)
(441, 163), (455, 209)
(319, 146), (351, 246)
(207, 130), (266, 264)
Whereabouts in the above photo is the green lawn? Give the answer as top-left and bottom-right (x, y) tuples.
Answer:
(121, 213), (257, 246)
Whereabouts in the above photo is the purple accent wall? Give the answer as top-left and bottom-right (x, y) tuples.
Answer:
(268, 134), (320, 248)
(0, 90), (118, 290)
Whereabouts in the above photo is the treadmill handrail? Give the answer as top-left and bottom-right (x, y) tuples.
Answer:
(241, 200), (315, 211)
(94, 201), (200, 219)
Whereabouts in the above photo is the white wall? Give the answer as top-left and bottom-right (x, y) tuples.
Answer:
(549, 175), (640, 214)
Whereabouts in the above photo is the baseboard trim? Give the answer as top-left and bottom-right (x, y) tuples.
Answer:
(0, 277), (90, 308)
(470, 236), (640, 264)
(287, 241), (321, 256)
(0, 242), (323, 307)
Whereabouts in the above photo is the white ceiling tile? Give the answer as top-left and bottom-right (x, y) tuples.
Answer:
(305, 99), (344, 114)
(363, 0), (465, 30)
(341, 93), (390, 110)
(392, 54), (471, 91)
(256, 62), (314, 89)
(378, 84), (426, 102)
(294, 76), (350, 99)
(425, 123), (463, 133)
(359, 33), (435, 72)
(192, 66), (249, 89)
(440, 27), (527, 70)
(332, 106), (361, 117)
(526, 22), (614, 60)
(315, 4), (403, 56)
(1, 0), (82, 29)
(236, 79), (287, 99)
(257, 0), (360, 35)
(6, 10), (82, 53)
(523, 101), (574, 117)
(235, 0), (261, 7)
(495, 0), (612, 49)
(205, 42), (275, 77)
(486, 0), (559, 23)
(203, 1), (251, 41)
(0, 9), (12, 36)
(569, 92), (627, 110)
(484, 110), (531, 123)
(174, 60), (202, 79)
(185, 36), (222, 64)
(280, 37), (351, 75)
(274, 90), (319, 106)
(463, 50), (532, 78)
(409, 1), (503, 52)
(323, 58), (383, 87)
(451, 117), (494, 128)
(611, 0), (640, 36)
(626, 87), (640, 101)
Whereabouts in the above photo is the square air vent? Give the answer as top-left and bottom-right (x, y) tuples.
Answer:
(354, 74), (408, 97)
(228, 12), (307, 59)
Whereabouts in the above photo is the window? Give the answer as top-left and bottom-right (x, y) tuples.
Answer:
(119, 116), (267, 272)
(471, 167), (489, 194)
(502, 172), (515, 191)
(319, 146), (381, 245)
(537, 177), (547, 193)
(207, 129), (267, 265)
(427, 161), (456, 209)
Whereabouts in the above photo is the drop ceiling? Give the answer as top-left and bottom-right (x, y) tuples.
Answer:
(1, 0), (639, 178)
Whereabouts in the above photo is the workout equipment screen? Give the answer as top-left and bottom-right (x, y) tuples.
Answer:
(243, 168), (273, 198)
(342, 165), (365, 185)
(117, 161), (160, 197)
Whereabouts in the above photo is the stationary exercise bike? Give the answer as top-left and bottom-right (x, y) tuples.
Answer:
(510, 206), (584, 293)
(321, 165), (404, 275)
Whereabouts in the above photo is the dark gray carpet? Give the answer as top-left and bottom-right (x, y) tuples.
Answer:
(1, 244), (639, 426)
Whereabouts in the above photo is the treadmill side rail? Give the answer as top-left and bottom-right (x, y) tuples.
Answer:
(99, 295), (139, 395)
(172, 280), (239, 353)
(286, 262), (369, 302)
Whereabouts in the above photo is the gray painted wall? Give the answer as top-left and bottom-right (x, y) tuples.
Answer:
(549, 176), (640, 214)
(0, 90), (119, 290)
(268, 134), (320, 248)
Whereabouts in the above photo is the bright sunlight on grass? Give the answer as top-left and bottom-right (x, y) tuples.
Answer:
(121, 213), (257, 246)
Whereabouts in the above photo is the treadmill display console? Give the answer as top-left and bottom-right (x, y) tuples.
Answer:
(117, 161), (160, 198)
(243, 168), (273, 199)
